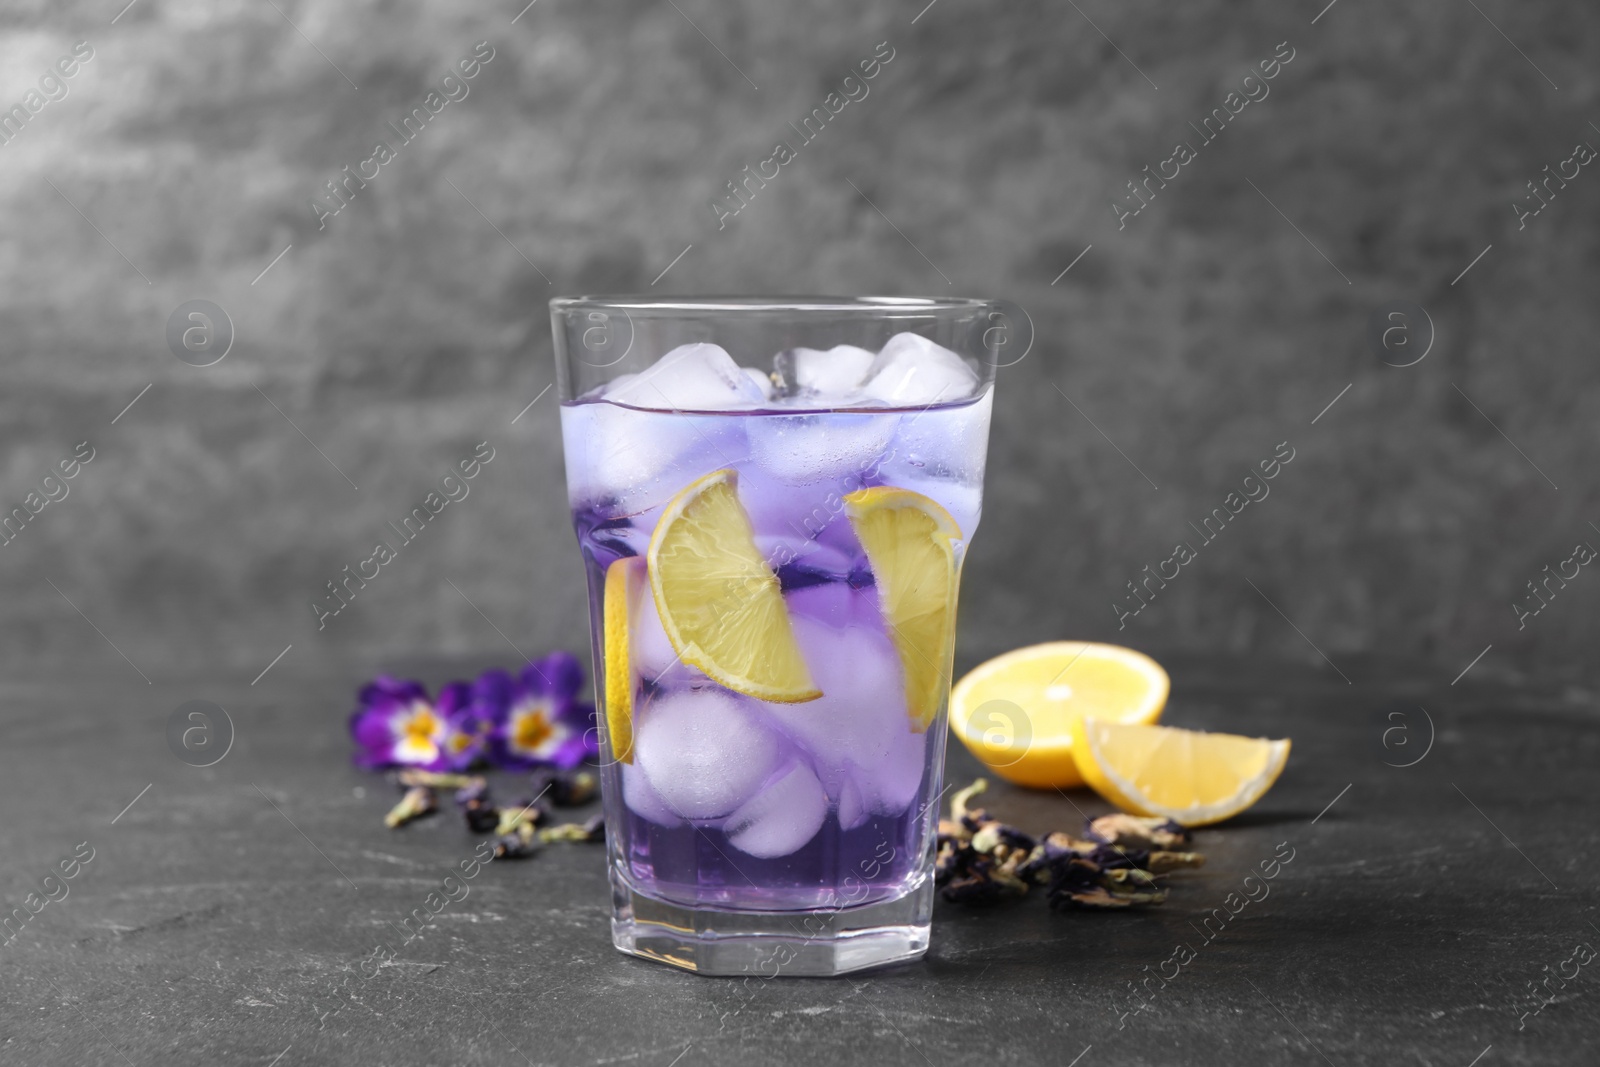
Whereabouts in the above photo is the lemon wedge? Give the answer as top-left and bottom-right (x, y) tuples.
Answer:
(1070, 719), (1290, 827)
(950, 642), (1169, 788)
(602, 556), (644, 763)
(844, 486), (963, 732)
(647, 470), (820, 703)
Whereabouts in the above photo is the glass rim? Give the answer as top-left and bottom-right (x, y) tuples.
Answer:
(549, 294), (995, 314)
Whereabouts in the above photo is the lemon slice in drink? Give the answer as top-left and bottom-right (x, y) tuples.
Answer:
(647, 470), (821, 703)
(950, 642), (1169, 788)
(1070, 719), (1290, 827)
(602, 556), (644, 763)
(844, 487), (963, 732)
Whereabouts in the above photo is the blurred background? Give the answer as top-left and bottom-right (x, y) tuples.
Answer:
(2, 0), (1595, 689)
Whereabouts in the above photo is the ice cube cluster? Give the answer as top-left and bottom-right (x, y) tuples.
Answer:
(599, 333), (982, 413)
(626, 605), (929, 856)
(561, 334), (992, 526)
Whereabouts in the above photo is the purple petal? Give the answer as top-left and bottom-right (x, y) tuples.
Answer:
(435, 680), (473, 717)
(350, 708), (397, 750)
(471, 669), (517, 724)
(520, 652), (583, 699)
(545, 732), (596, 770)
(358, 676), (428, 707)
(558, 700), (598, 732)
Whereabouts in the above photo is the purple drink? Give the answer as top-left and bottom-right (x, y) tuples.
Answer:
(552, 299), (998, 975)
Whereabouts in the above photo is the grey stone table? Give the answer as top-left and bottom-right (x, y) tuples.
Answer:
(3, 656), (1596, 1066)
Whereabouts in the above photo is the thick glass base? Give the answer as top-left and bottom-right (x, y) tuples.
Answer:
(610, 873), (933, 977)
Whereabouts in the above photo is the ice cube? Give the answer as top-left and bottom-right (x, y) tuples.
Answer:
(758, 616), (907, 791)
(880, 385), (992, 483)
(560, 402), (746, 514)
(872, 386), (991, 535)
(744, 366), (777, 402)
(761, 540), (856, 587)
(780, 578), (862, 624)
(775, 345), (876, 399)
(627, 573), (683, 684)
(860, 332), (980, 406)
(621, 760), (684, 828)
(836, 774), (868, 831)
(607, 343), (768, 411)
(853, 728), (927, 817)
(634, 688), (782, 820)
(724, 760), (829, 858)
(746, 410), (897, 485)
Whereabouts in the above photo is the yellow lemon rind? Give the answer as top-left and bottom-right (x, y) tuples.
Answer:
(602, 556), (640, 764)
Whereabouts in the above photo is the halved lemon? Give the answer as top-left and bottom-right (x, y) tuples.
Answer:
(950, 642), (1169, 788)
(647, 470), (821, 703)
(602, 556), (644, 763)
(1070, 719), (1290, 827)
(844, 487), (963, 732)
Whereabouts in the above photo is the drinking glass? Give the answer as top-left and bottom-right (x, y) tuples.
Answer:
(550, 296), (1000, 975)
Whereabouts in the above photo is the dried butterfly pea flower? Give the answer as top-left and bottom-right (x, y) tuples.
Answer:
(970, 821), (1037, 855)
(493, 822), (543, 860)
(1046, 857), (1168, 910)
(934, 836), (965, 886)
(937, 779), (1203, 911)
(539, 814), (606, 843)
(943, 872), (1011, 905)
(1086, 813), (1191, 851)
(465, 808), (500, 834)
(396, 769), (484, 791)
(494, 798), (549, 837)
(1084, 843), (1151, 871)
(454, 781), (501, 834)
(950, 779), (991, 830)
(530, 768), (599, 807)
(1146, 851), (1205, 873)
(385, 786), (438, 828)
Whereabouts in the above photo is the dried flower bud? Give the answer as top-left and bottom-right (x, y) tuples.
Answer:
(449, 780), (500, 833)
(493, 822), (543, 860)
(494, 799), (548, 837)
(1146, 850), (1206, 873)
(935, 838), (964, 886)
(950, 779), (989, 827)
(464, 808), (498, 834)
(1086, 843), (1151, 871)
(1086, 813), (1191, 851)
(396, 770), (484, 791)
(539, 814), (606, 843)
(942, 872), (1010, 905)
(384, 786), (437, 828)
(454, 780), (491, 806)
(1046, 857), (1168, 910)
(531, 769), (598, 807)
(969, 823), (1002, 854)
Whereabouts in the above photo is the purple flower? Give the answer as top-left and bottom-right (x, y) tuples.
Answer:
(489, 652), (598, 770)
(435, 680), (495, 772)
(349, 677), (452, 770)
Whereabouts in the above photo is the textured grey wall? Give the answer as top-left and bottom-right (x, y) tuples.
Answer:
(2, 0), (1595, 687)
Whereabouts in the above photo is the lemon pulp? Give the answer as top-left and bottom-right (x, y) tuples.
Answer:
(844, 486), (963, 732)
(1070, 719), (1290, 827)
(647, 469), (820, 704)
(950, 642), (1169, 788)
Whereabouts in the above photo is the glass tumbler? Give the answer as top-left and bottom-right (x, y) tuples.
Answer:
(550, 296), (1000, 975)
